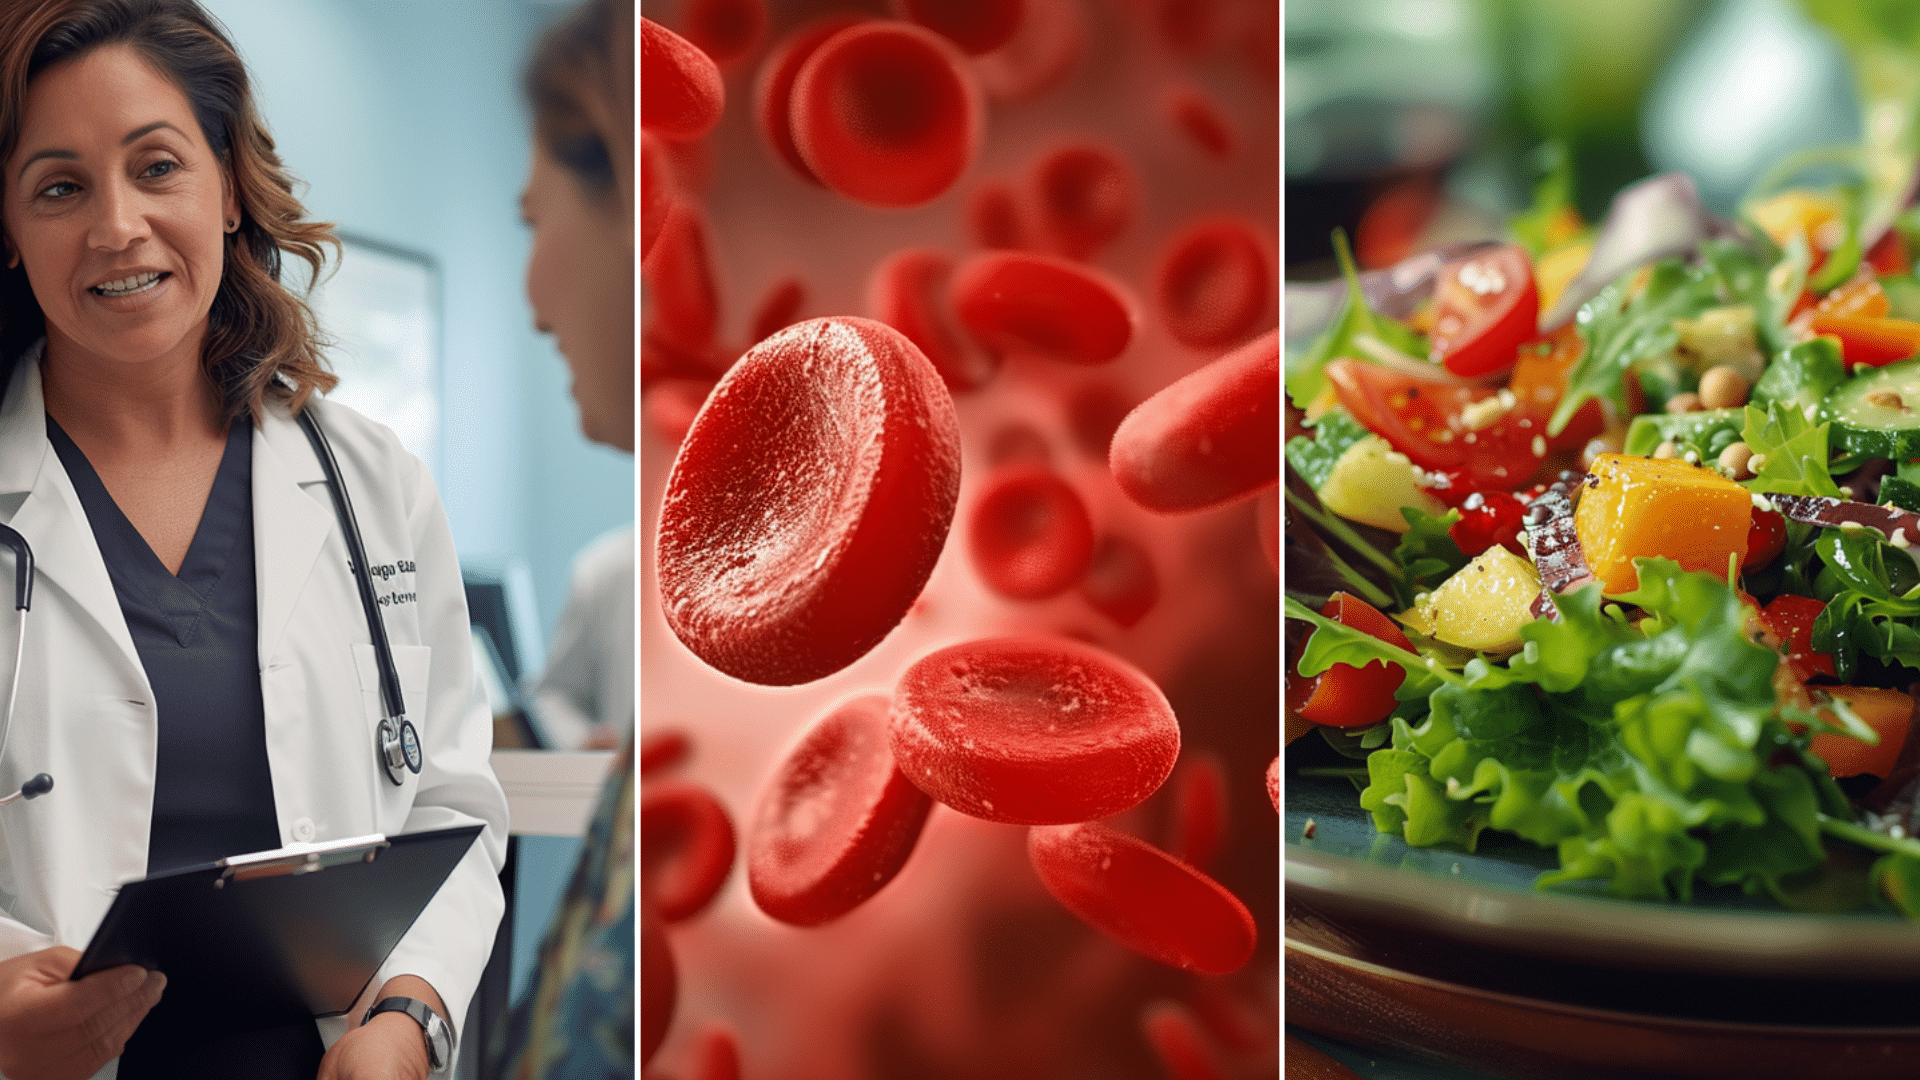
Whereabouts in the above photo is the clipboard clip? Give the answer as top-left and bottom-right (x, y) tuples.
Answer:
(213, 833), (390, 888)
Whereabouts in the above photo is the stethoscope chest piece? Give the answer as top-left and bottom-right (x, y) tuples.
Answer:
(376, 717), (423, 786)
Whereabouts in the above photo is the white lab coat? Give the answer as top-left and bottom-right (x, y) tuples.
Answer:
(0, 349), (507, 1076)
(528, 524), (633, 749)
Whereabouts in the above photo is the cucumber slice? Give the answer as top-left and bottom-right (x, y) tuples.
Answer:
(1824, 358), (1920, 458)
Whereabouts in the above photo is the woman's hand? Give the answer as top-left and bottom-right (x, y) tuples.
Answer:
(316, 1012), (430, 1080)
(0, 946), (164, 1080)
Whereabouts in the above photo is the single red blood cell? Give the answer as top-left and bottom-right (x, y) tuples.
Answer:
(750, 276), (806, 344)
(687, 1024), (743, 1080)
(641, 781), (738, 923)
(892, 0), (1025, 55)
(639, 727), (692, 777)
(967, 181), (1029, 250)
(645, 379), (715, 448)
(657, 317), (962, 686)
(1080, 533), (1157, 628)
(640, 131), (674, 261)
(1031, 143), (1134, 260)
(1167, 85), (1235, 159)
(753, 16), (865, 184)
(1169, 751), (1228, 868)
(968, 466), (1096, 601)
(664, 135), (715, 196)
(1027, 821), (1256, 974)
(748, 693), (935, 926)
(1150, 0), (1222, 56)
(681, 0), (767, 68)
(1110, 330), (1279, 513)
(1141, 1000), (1229, 1080)
(1066, 382), (1134, 459)
(1265, 756), (1279, 813)
(867, 249), (999, 392)
(642, 325), (727, 391)
(643, 205), (720, 351)
(640, 897), (675, 1066)
(971, 0), (1085, 102)
(888, 634), (1180, 824)
(1256, 485), (1278, 570)
(951, 252), (1134, 365)
(1190, 980), (1271, 1056)
(1156, 218), (1272, 349)
(642, 17), (726, 140)
(986, 421), (1050, 467)
(790, 22), (984, 208)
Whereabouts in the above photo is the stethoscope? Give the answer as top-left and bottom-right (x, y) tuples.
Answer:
(0, 406), (422, 805)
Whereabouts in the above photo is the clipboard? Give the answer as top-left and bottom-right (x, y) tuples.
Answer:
(71, 824), (482, 1055)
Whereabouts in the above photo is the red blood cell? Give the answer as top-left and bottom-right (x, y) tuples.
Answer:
(645, 378), (716, 448)
(1150, 0), (1222, 57)
(1080, 533), (1157, 628)
(1027, 821), (1256, 974)
(664, 135), (715, 197)
(1066, 382), (1135, 459)
(790, 23), (984, 208)
(748, 693), (935, 927)
(752, 16), (865, 184)
(1141, 999), (1229, 1080)
(1031, 143), (1134, 260)
(951, 252), (1134, 365)
(680, 0), (767, 69)
(1243, 0), (1278, 81)
(971, 0), (1085, 102)
(986, 421), (1051, 467)
(968, 466), (1095, 600)
(1190, 979), (1272, 1056)
(1167, 85), (1235, 159)
(1156, 218), (1272, 349)
(750, 276), (806, 344)
(642, 324), (727, 392)
(888, 635), (1180, 824)
(641, 897), (676, 1066)
(643, 204), (721, 352)
(892, 0), (1025, 55)
(687, 1024), (743, 1080)
(657, 317), (962, 686)
(640, 727), (693, 777)
(641, 131), (674, 261)
(1110, 330), (1279, 513)
(867, 249), (999, 392)
(966, 181), (1029, 250)
(1265, 756), (1279, 813)
(1256, 485), (1278, 570)
(1169, 751), (1228, 868)
(641, 781), (738, 923)
(642, 17), (726, 140)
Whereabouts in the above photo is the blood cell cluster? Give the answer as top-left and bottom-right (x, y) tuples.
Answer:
(640, 2), (1276, 1077)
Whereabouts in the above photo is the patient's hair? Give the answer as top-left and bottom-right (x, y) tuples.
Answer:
(0, 0), (338, 422)
(525, 0), (634, 226)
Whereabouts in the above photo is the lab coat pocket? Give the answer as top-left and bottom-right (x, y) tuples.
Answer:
(351, 642), (432, 829)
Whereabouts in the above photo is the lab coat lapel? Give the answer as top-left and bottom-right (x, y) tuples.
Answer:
(0, 352), (145, 681)
(253, 406), (333, 669)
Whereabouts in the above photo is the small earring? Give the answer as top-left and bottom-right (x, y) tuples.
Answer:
(226, 219), (237, 232)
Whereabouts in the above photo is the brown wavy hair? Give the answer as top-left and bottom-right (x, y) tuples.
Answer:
(525, 0), (635, 228)
(0, 0), (338, 423)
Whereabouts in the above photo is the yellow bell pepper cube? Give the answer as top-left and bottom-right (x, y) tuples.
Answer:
(1575, 453), (1752, 594)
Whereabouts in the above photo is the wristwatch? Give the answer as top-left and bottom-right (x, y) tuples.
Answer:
(364, 996), (455, 1073)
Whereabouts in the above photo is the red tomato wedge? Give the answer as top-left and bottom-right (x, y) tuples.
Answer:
(1323, 358), (1546, 490)
(1428, 244), (1539, 378)
(1296, 593), (1410, 728)
(1761, 594), (1838, 682)
(1810, 686), (1913, 778)
(1744, 508), (1788, 569)
(1809, 314), (1920, 369)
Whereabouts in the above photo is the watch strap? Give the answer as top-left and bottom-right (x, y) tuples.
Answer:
(364, 995), (454, 1071)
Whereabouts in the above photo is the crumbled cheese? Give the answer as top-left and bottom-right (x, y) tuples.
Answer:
(1804, 403), (1820, 422)
(1840, 486), (1854, 499)
(1532, 434), (1547, 457)
(1748, 453), (1769, 473)
(1893, 529), (1910, 550)
(1683, 449), (1700, 464)
(1839, 520), (1865, 532)
(1751, 493), (1777, 513)
(1460, 396), (1510, 432)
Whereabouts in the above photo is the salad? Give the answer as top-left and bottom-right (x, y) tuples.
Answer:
(1283, 149), (1920, 918)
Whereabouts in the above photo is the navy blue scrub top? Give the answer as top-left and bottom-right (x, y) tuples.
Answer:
(46, 416), (280, 873)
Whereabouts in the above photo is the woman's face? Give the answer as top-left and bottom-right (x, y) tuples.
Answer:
(3, 44), (236, 371)
(523, 142), (635, 452)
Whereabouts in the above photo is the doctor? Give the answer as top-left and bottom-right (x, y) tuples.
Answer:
(0, 1), (506, 1078)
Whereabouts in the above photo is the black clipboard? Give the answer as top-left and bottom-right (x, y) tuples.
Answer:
(71, 824), (482, 1054)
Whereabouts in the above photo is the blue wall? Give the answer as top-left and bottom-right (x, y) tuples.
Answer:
(200, 0), (636, 645)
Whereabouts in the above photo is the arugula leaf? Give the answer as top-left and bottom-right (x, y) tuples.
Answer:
(1881, 474), (1920, 512)
(1391, 506), (1467, 609)
(1751, 336), (1846, 416)
(1742, 403), (1844, 498)
(1285, 229), (1424, 410)
(1284, 410), (1371, 490)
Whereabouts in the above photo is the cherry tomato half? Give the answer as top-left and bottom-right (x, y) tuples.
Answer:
(1428, 244), (1539, 378)
(1296, 593), (1411, 729)
(1448, 490), (1527, 557)
(1323, 358), (1545, 491)
(1743, 508), (1787, 570)
(1809, 686), (1913, 778)
(1761, 593), (1838, 682)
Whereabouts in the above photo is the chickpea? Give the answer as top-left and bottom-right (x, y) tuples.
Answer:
(1698, 365), (1750, 410)
(1653, 440), (1679, 459)
(1718, 440), (1754, 479)
(1665, 391), (1703, 414)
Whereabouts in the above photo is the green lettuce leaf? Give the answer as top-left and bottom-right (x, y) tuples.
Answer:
(1284, 410), (1371, 491)
(1743, 402), (1844, 498)
(1751, 336), (1846, 416)
(1285, 230), (1425, 410)
(1391, 506), (1468, 609)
